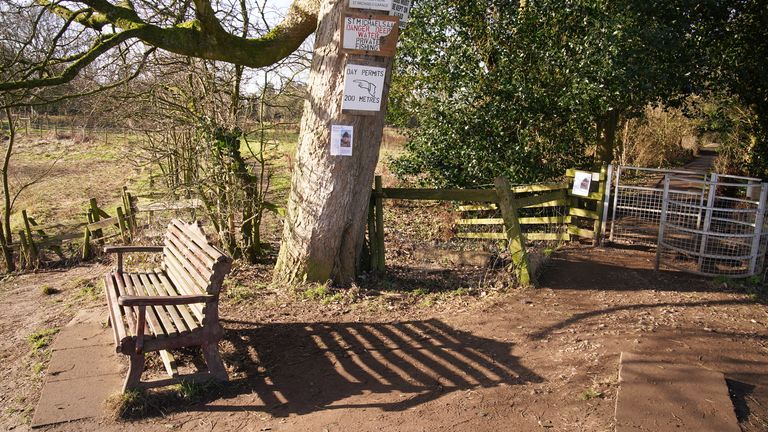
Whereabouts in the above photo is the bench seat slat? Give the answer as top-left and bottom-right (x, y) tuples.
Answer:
(104, 273), (127, 349)
(126, 273), (167, 338)
(138, 272), (180, 336)
(155, 269), (204, 323)
(146, 271), (198, 333)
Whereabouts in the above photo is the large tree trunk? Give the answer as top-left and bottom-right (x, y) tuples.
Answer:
(596, 109), (619, 164)
(274, 0), (393, 286)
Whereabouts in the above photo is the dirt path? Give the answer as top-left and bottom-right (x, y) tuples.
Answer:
(2, 247), (767, 432)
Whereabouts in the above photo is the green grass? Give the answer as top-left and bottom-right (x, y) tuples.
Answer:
(579, 387), (603, 400)
(41, 285), (59, 295)
(28, 328), (59, 352)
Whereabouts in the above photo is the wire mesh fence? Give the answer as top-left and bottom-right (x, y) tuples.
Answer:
(608, 166), (708, 247)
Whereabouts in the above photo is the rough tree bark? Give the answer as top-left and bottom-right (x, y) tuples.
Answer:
(274, 0), (393, 285)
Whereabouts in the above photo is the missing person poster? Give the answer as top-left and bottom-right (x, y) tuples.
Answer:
(331, 125), (354, 156)
(572, 171), (592, 197)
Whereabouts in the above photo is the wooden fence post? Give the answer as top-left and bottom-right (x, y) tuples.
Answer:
(592, 164), (608, 245)
(116, 206), (129, 242)
(21, 210), (38, 265)
(494, 177), (531, 285)
(374, 176), (386, 273)
(18, 230), (29, 268)
(367, 197), (377, 272)
(89, 198), (104, 241)
(82, 209), (93, 259)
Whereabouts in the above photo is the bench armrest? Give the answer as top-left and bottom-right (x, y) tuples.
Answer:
(104, 246), (164, 254)
(118, 294), (215, 307)
(104, 246), (164, 273)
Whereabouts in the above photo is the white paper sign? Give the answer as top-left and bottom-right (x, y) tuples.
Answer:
(343, 16), (396, 52)
(349, 0), (392, 11)
(342, 64), (386, 111)
(390, 0), (411, 27)
(331, 125), (354, 156)
(572, 171), (592, 197)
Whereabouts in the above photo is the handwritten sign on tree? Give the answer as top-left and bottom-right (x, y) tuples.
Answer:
(340, 13), (399, 56)
(342, 64), (387, 112)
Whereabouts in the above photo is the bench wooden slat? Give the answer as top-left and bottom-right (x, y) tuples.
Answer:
(104, 274), (128, 349)
(167, 225), (217, 267)
(164, 249), (207, 296)
(138, 272), (180, 336)
(164, 244), (210, 293)
(113, 272), (136, 334)
(126, 273), (166, 338)
(170, 220), (222, 258)
(146, 271), (197, 333)
(164, 236), (215, 286)
(155, 269), (204, 324)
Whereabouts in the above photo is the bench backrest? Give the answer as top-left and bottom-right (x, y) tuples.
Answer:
(162, 219), (232, 297)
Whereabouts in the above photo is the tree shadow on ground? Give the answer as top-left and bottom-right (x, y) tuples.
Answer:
(540, 253), (724, 292)
(212, 318), (542, 416)
(365, 264), (504, 294)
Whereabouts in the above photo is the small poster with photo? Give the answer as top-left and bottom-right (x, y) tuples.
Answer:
(572, 171), (592, 197)
(330, 125), (354, 156)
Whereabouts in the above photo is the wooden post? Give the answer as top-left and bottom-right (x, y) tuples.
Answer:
(82, 210), (93, 260)
(117, 206), (129, 243)
(89, 198), (104, 241)
(18, 230), (30, 268)
(374, 176), (386, 273)
(367, 197), (377, 272)
(592, 164), (608, 245)
(21, 210), (38, 264)
(494, 177), (531, 285)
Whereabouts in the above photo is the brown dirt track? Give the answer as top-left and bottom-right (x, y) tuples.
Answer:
(1, 245), (767, 432)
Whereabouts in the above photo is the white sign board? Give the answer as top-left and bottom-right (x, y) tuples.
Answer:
(349, 0), (392, 11)
(389, 0), (411, 27)
(342, 64), (387, 111)
(331, 125), (354, 156)
(572, 171), (592, 197)
(342, 16), (397, 53)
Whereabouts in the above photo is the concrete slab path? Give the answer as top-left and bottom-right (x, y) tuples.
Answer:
(615, 351), (740, 432)
(30, 310), (122, 428)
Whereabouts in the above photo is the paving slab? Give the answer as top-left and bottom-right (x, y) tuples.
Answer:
(615, 351), (740, 432)
(31, 309), (123, 428)
(30, 374), (123, 428)
(47, 345), (123, 381)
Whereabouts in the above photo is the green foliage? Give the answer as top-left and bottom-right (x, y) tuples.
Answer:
(389, 0), (712, 187)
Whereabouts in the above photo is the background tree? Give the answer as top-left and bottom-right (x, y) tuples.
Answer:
(388, 0), (731, 187)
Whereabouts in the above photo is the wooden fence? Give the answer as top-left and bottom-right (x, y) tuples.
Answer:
(366, 166), (609, 285)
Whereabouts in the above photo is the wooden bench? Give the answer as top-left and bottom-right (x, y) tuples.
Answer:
(103, 219), (232, 391)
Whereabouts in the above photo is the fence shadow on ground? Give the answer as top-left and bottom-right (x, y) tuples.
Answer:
(188, 318), (542, 417)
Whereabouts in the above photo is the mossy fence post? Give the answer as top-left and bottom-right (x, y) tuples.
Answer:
(494, 177), (531, 285)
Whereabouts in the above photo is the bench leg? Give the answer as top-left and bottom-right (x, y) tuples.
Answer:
(123, 353), (145, 392)
(202, 342), (228, 382)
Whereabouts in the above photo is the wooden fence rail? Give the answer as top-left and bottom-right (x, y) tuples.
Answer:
(366, 166), (609, 285)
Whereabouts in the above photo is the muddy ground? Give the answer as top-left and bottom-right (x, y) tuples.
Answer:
(0, 244), (766, 432)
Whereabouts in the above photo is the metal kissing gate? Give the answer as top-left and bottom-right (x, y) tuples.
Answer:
(606, 165), (768, 278)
